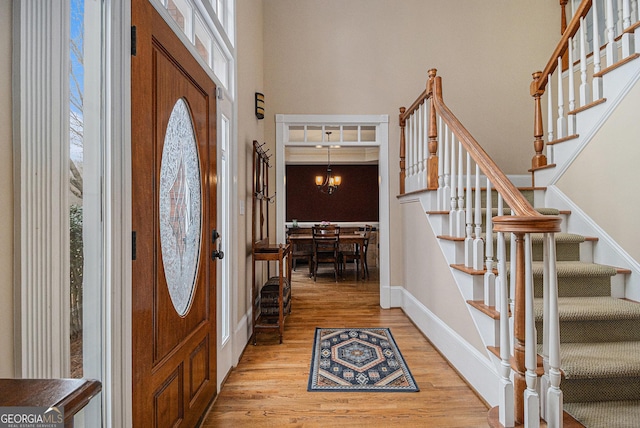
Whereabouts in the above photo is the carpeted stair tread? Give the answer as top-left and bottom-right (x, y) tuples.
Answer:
(560, 341), (640, 379)
(564, 400), (640, 428)
(534, 297), (640, 321)
(530, 261), (617, 277)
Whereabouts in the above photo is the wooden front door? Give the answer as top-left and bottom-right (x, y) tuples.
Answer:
(131, 1), (218, 426)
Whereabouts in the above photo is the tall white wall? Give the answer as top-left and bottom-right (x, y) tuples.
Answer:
(236, 0), (265, 328)
(0, 1), (14, 377)
(557, 79), (640, 262)
(261, 0), (559, 287)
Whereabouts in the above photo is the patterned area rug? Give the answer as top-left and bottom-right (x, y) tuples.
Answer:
(307, 328), (419, 392)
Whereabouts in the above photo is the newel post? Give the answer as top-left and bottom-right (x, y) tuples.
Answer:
(531, 71), (547, 170)
(399, 106), (406, 195)
(427, 69), (438, 190)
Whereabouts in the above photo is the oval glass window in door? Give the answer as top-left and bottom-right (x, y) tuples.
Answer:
(159, 98), (202, 317)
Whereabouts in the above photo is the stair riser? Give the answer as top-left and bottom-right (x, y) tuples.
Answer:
(533, 276), (613, 298)
(562, 377), (640, 403)
(536, 319), (640, 343)
(500, 240), (581, 262)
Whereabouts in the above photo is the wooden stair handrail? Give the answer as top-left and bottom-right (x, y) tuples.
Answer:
(533, 0), (592, 93)
(430, 72), (543, 220)
(430, 69), (561, 424)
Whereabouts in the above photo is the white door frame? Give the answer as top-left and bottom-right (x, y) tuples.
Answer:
(275, 114), (391, 308)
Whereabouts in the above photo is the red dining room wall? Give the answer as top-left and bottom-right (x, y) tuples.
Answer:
(285, 164), (379, 222)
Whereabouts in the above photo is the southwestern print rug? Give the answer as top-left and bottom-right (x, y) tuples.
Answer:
(307, 327), (419, 392)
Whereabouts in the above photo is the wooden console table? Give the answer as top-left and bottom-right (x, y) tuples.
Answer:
(0, 378), (101, 427)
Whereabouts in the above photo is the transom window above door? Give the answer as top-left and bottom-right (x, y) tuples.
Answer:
(287, 124), (376, 145)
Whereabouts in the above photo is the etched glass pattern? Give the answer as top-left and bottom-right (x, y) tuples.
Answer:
(159, 98), (202, 316)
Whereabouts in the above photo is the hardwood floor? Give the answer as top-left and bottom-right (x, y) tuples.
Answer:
(202, 264), (489, 427)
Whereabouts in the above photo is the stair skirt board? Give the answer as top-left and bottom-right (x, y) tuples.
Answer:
(400, 287), (500, 406)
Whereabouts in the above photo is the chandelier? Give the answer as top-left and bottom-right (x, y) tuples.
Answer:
(315, 131), (342, 195)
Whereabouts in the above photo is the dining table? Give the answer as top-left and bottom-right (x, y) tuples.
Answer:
(287, 232), (368, 279)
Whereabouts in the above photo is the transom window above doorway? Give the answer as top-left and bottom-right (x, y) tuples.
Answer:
(287, 124), (376, 144)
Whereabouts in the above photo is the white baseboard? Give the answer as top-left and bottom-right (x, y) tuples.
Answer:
(400, 287), (500, 405)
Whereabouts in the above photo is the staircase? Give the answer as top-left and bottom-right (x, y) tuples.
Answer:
(467, 189), (640, 427)
(397, 1), (640, 426)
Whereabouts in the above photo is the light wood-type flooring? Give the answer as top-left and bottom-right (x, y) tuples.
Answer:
(202, 263), (489, 427)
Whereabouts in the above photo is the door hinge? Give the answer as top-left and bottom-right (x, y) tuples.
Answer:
(131, 26), (137, 56)
(132, 231), (137, 260)
(216, 87), (223, 100)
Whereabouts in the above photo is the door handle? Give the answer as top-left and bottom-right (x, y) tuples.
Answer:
(211, 229), (224, 260)
(212, 249), (224, 260)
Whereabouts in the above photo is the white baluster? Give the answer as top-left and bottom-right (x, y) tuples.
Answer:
(579, 18), (591, 106)
(415, 107), (421, 189)
(406, 115), (413, 191)
(437, 116), (444, 211)
(449, 132), (457, 237)
(618, 0), (625, 33)
(496, 194), (505, 310)
(540, 232), (551, 421)
(465, 153), (473, 267)
(524, 234), (540, 428)
(545, 233), (563, 428)
(632, 0), (638, 23)
(456, 141), (466, 238)
(606, 0), (619, 66)
(420, 108), (424, 180)
(473, 165), (484, 271)
(423, 101), (429, 189)
(442, 123), (451, 213)
(497, 227), (513, 427)
(622, 0), (635, 57)
(556, 57), (566, 139)
(412, 112), (418, 186)
(546, 71), (555, 164)
(593, 4), (604, 100)
(567, 36), (577, 136)
(484, 179), (495, 307)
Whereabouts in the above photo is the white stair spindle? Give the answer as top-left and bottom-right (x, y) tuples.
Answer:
(546, 72), (555, 164)
(442, 123), (451, 213)
(618, 0), (625, 34)
(484, 179), (495, 307)
(547, 70), (554, 143)
(465, 153), (473, 267)
(497, 228), (513, 427)
(496, 194), (505, 310)
(423, 101), (429, 189)
(540, 232), (551, 421)
(473, 164), (484, 271)
(594, 4), (604, 100)
(556, 57), (567, 139)
(545, 233), (563, 428)
(579, 17), (591, 106)
(412, 112), (417, 186)
(567, 36), (577, 136)
(437, 116), (444, 211)
(606, 0), (619, 66)
(449, 132), (457, 237)
(622, 0), (635, 57)
(456, 141), (466, 238)
(524, 234), (540, 428)
(406, 115), (413, 190)
(632, 0), (638, 23)
(418, 104), (424, 189)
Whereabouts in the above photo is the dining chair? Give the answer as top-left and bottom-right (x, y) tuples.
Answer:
(287, 227), (313, 277)
(340, 225), (373, 280)
(361, 225), (373, 279)
(312, 225), (340, 281)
